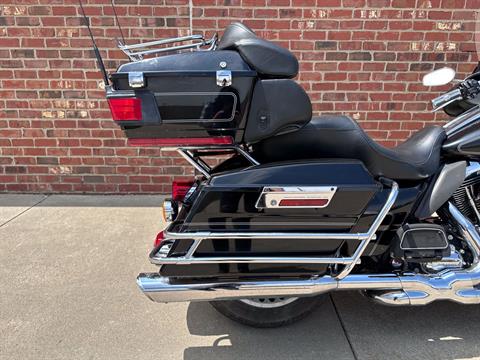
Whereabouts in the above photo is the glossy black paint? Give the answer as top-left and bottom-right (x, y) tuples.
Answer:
(160, 161), (421, 279)
(185, 160), (381, 232)
(110, 51), (257, 143)
(161, 183), (421, 279)
(443, 121), (480, 159)
(160, 262), (330, 280)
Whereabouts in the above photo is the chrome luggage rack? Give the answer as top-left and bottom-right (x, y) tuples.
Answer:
(118, 33), (218, 62)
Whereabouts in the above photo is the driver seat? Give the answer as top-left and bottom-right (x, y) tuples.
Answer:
(253, 116), (446, 181)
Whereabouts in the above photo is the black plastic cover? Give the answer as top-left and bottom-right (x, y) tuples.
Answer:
(244, 79), (312, 144)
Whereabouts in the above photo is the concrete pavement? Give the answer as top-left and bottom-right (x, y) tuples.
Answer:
(0, 194), (479, 360)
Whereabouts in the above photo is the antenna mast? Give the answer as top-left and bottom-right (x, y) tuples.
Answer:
(78, 0), (109, 86)
(110, 0), (127, 46)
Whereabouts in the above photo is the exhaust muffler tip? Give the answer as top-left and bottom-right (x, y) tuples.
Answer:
(136, 273), (339, 303)
(137, 273), (174, 303)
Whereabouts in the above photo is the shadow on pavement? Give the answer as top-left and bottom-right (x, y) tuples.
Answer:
(184, 296), (355, 360)
(184, 292), (480, 360)
(332, 291), (480, 360)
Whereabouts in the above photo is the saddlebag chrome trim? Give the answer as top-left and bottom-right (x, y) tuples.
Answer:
(150, 181), (399, 280)
(137, 202), (480, 305)
(255, 186), (337, 209)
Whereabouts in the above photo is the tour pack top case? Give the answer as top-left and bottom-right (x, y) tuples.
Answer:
(106, 23), (312, 146)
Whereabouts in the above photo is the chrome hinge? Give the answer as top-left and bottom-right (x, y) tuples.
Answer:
(216, 70), (232, 87)
(128, 72), (145, 88)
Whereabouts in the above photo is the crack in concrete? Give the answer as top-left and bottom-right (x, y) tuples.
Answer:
(330, 294), (359, 360)
(0, 195), (50, 228)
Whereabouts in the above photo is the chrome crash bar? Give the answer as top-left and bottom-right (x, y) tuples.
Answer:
(139, 202), (480, 305)
(118, 33), (218, 62)
(151, 180), (399, 280)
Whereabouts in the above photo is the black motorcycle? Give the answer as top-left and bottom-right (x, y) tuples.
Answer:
(101, 22), (480, 327)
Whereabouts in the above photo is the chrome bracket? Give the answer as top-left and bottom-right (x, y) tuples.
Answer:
(128, 72), (145, 88)
(216, 70), (232, 87)
(163, 145), (259, 180)
(255, 186), (337, 209)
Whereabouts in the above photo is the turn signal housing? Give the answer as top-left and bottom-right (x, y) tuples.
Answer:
(162, 199), (177, 223)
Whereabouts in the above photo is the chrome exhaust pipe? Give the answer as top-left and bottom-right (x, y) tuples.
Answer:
(137, 203), (480, 305)
(367, 202), (480, 306)
(137, 268), (480, 305)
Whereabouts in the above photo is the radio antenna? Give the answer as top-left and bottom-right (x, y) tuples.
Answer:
(110, 0), (127, 46)
(78, 0), (109, 86)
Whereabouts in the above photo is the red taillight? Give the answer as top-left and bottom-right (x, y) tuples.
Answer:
(154, 231), (165, 248)
(173, 180), (194, 202)
(278, 199), (329, 207)
(108, 98), (142, 121)
(128, 137), (233, 147)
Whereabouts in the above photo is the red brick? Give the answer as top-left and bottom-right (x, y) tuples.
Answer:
(0, 1), (476, 194)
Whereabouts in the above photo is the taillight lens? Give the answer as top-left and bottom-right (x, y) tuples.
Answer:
(128, 136), (233, 147)
(173, 180), (194, 202)
(279, 199), (329, 207)
(154, 231), (165, 248)
(107, 98), (142, 121)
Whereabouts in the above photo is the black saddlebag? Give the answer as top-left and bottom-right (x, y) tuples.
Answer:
(108, 50), (257, 144)
(161, 160), (383, 279)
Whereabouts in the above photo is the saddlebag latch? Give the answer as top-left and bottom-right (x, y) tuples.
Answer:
(216, 70), (232, 87)
(128, 72), (145, 88)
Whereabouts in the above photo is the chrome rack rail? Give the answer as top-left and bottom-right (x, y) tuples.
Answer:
(163, 145), (260, 180)
(118, 33), (218, 62)
(151, 179), (399, 279)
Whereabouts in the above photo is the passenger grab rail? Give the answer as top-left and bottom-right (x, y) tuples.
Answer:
(151, 180), (399, 279)
(118, 33), (218, 61)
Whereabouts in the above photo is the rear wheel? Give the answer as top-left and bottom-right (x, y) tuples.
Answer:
(210, 296), (320, 328)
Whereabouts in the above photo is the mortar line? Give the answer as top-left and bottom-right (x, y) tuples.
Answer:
(0, 195), (50, 228)
(329, 293), (359, 360)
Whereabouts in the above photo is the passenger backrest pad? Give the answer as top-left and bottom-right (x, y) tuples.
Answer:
(244, 79), (312, 144)
(217, 22), (299, 78)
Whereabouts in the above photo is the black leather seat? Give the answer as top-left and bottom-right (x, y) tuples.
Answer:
(217, 22), (299, 78)
(253, 116), (446, 180)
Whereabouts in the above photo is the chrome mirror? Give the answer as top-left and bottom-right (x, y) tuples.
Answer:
(422, 67), (456, 87)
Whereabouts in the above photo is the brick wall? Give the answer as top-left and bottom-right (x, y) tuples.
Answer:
(0, 0), (478, 193)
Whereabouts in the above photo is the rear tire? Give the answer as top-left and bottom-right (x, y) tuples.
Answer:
(210, 296), (320, 328)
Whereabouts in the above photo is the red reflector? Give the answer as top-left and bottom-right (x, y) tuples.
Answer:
(154, 231), (165, 248)
(108, 98), (142, 121)
(173, 180), (194, 202)
(128, 137), (234, 147)
(278, 199), (329, 207)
